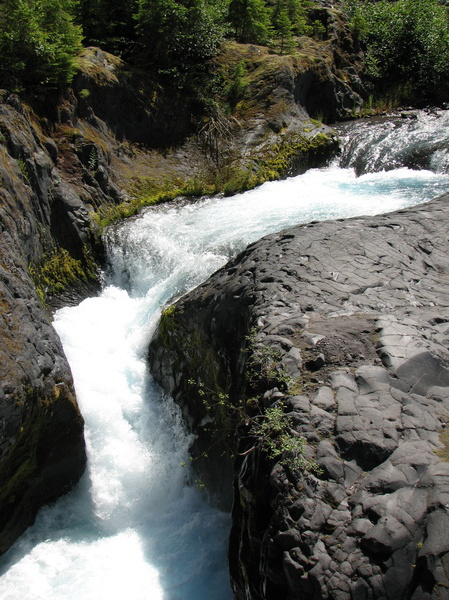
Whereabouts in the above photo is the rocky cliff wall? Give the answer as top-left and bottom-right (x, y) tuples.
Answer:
(149, 196), (449, 599)
(0, 47), (196, 554)
(0, 49), (147, 553)
(0, 93), (89, 554)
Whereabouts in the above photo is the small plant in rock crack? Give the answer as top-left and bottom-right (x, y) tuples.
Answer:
(244, 402), (322, 474)
(187, 377), (321, 475)
(17, 157), (29, 181)
(244, 327), (292, 392)
(188, 379), (229, 407)
(88, 147), (98, 172)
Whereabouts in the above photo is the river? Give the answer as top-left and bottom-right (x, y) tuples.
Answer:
(1, 109), (449, 599)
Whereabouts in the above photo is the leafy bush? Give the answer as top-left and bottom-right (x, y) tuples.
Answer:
(344, 0), (449, 102)
(187, 377), (321, 475)
(0, 0), (82, 94)
(250, 403), (321, 473)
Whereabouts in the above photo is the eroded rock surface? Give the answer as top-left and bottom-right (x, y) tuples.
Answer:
(149, 195), (449, 599)
(0, 94), (88, 554)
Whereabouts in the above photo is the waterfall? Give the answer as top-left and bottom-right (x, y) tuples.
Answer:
(337, 107), (449, 175)
(1, 111), (449, 600)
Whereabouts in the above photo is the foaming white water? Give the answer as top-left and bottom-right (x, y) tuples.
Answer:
(0, 283), (231, 600)
(338, 108), (449, 174)
(108, 165), (449, 298)
(0, 156), (448, 599)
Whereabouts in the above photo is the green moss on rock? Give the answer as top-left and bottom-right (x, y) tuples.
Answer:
(28, 245), (98, 303)
(256, 130), (338, 180)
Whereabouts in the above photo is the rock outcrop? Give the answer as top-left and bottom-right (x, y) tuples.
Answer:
(0, 93), (88, 554)
(220, 7), (364, 179)
(0, 46), (202, 554)
(149, 195), (449, 599)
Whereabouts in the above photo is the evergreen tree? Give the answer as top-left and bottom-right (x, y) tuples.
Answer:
(228, 0), (272, 44)
(272, 8), (295, 54)
(0, 0), (82, 94)
(271, 0), (307, 35)
(135, 0), (226, 78)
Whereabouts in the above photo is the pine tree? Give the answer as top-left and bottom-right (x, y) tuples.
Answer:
(0, 0), (82, 94)
(272, 8), (296, 54)
(271, 0), (308, 35)
(228, 0), (272, 44)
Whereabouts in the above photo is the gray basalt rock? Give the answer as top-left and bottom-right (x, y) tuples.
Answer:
(149, 194), (449, 599)
(0, 94), (90, 555)
(0, 258), (86, 555)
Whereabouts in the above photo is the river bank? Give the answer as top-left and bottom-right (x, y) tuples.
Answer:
(0, 23), (363, 556)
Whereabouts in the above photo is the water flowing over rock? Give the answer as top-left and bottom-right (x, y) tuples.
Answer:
(0, 50), (151, 552)
(149, 195), (449, 599)
(0, 21), (363, 556)
(0, 47), (204, 554)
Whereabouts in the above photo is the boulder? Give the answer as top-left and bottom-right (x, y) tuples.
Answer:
(149, 194), (449, 599)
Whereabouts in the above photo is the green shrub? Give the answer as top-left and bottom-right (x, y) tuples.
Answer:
(345, 0), (449, 102)
(188, 377), (321, 474)
(250, 403), (321, 473)
(0, 0), (82, 95)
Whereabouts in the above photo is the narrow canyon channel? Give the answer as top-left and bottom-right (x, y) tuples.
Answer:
(1, 109), (449, 599)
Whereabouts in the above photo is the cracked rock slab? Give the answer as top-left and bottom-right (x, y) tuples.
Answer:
(149, 194), (449, 599)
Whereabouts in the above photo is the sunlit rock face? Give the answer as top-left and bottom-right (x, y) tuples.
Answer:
(149, 195), (449, 599)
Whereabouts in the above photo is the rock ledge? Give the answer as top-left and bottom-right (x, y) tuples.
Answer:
(149, 194), (449, 599)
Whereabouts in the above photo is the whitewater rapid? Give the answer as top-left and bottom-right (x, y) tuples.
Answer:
(1, 111), (449, 599)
